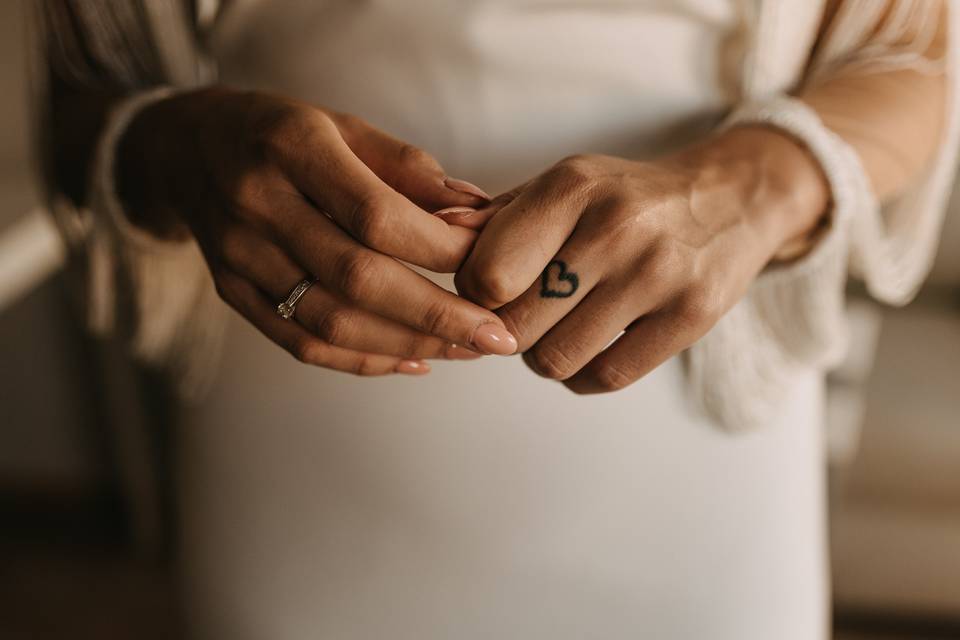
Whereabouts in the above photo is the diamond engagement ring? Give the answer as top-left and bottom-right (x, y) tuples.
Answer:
(277, 278), (316, 319)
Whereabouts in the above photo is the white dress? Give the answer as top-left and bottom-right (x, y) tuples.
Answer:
(177, 2), (828, 638)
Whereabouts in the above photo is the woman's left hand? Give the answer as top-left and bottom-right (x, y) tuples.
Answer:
(452, 127), (828, 393)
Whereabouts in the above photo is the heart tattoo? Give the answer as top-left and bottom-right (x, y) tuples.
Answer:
(540, 260), (579, 298)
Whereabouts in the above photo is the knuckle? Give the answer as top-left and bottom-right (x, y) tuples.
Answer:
(559, 153), (598, 173)
(677, 283), (724, 327)
(419, 300), (457, 339)
(229, 172), (268, 210)
(435, 241), (469, 274)
(592, 362), (634, 392)
(251, 105), (302, 150)
(396, 143), (435, 170)
(332, 111), (365, 135)
(351, 354), (382, 377)
(409, 336), (442, 360)
(351, 195), (393, 248)
(259, 104), (320, 141)
(327, 112), (369, 149)
(527, 342), (577, 380)
(334, 248), (380, 302)
(549, 154), (599, 184)
(254, 104), (334, 161)
(315, 307), (355, 346)
(480, 276), (519, 308)
(398, 337), (422, 360)
(467, 263), (523, 307)
(496, 306), (532, 347)
(289, 337), (318, 365)
(644, 239), (685, 281)
(218, 227), (250, 269)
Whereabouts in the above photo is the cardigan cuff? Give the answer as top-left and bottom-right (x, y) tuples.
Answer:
(686, 95), (876, 430)
(86, 86), (227, 398)
(90, 85), (187, 252)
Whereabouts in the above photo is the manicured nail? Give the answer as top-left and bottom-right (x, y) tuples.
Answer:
(445, 343), (483, 360)
(471, 323), (518, 356)
(397, 360), (430, 375)
(433, 206), (476, 218)
(444, 177), (491, 201)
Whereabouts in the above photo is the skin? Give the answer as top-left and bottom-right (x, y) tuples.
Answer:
(452, 128), (830, 392)
(49, 1), (945, 385)
(447, 0), (946, 394)
(112, 88), (520, 376)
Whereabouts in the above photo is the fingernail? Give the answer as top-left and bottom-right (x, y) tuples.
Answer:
(397, 360), (431, 375)
(444, 177), (491, 201)
(445, 343), (483, 360)
(471, 323), (518, 356)
(433, 206), (476, 218)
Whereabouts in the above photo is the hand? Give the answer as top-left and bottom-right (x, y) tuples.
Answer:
(116, 87), (517, 376)
(453, 127), (827, 392)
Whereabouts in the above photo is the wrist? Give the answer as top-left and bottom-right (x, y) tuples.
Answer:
(673, 126), (830, 262)
(114, 88), (221, 240)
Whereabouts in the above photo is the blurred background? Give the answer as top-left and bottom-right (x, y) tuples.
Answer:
(1, 1), (958, 638)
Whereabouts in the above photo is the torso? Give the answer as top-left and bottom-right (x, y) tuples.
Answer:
(210, 0), (743, 190)
(179, 3), (828, 638)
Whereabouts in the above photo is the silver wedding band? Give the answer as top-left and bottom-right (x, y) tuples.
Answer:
(277, 278), (317, 320)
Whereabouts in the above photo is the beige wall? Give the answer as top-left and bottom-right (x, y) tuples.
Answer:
(0, 0), (35, 228)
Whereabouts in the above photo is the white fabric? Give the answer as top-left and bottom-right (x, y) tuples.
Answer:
(74, 0), (960, 432)
(687, 1), (960, 428)
(175, 2), (830, 639)
(52, 0), (958, 638)
(689, 96), (865, 428)
(89, 86), (227, 398)
(181, 315), (828, 640)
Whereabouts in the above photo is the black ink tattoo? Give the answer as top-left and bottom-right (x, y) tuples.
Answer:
(540, 260), (579, 298)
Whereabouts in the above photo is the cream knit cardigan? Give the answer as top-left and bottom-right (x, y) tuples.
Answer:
(32, 0), (960, 430)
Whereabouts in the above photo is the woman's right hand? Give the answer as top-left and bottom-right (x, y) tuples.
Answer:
(116, 87), (517, 375)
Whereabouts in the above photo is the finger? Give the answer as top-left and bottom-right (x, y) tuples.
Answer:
(215, 271), (429, 376)
(219, 228), (480, 360)
(455, 171), (591, 308)
(498, 262), (596, 353)
(296, 287), (481, 361)
(274, 113), (477, 271)
(329, 112), (490, 211)
(434, 189), (519, 231)
(490, 219), (614, 351)
(563, 310), (689, 394)
(520, 278), (650, 381)
(268, 192), (518, 355)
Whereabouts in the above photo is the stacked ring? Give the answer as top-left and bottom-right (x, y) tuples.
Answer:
(276, 278), (317, 319)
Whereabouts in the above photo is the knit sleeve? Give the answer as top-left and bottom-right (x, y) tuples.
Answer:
(686, 1), (960, 430)
(87, 88), (228, 397)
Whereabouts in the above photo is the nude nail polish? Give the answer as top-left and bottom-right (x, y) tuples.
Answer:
(397, 360), (431, 375)
(445, 343), (483, 360)
(471, 324), (518, 356)
(444, 177), (491, 201)
(433, 206), (477, 218)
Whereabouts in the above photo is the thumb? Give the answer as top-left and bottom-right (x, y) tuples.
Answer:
(329, 111), (490, 212)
